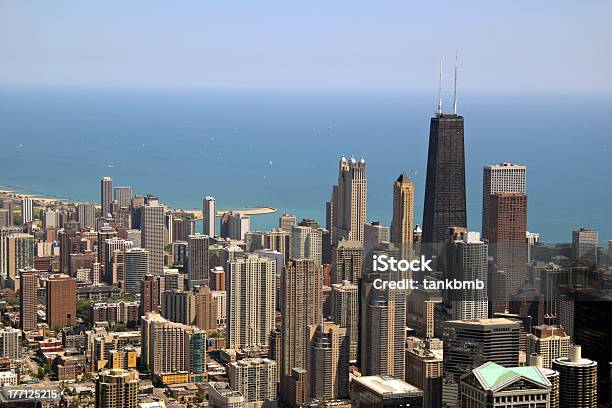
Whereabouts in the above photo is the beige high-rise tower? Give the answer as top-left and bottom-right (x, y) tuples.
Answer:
(95, 368), (139, 408)
(332, 240), (363, 284)
(390, 173), (414, 260)
(331, 156), (367, 245)
(100, 176), (113, 218)
(227, 254), (276, 349)
(141, 204), (165, 276)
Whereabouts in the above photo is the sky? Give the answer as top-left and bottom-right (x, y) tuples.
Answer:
(1, 1), (611, 93)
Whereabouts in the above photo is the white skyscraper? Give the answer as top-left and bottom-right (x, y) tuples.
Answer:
(227, 254), (276, 349)
(291, 225), (322, 265)
(43, 209), (60, 229)
(0, 327), (22, 361)
(228, 358), (278, 404)
(101, 176), (113, 217)
(124, 248), (149, 294)
(446, 231), (489, 320)
(203, 196), (216, 237)
(21, 197), (33, 224)
(228, 212), (250, 241)
(482, 163), (526, 240)
(572, 227), (598, 266)
(331, 156), (367, 244)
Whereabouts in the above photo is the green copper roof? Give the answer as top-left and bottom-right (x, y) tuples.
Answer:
(472, 362), (550, 391)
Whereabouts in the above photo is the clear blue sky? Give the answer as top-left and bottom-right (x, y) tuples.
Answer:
(1, 1), (611, 92)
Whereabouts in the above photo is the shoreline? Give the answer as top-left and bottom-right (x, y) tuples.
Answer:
(0, 188), (72, 206)
(0, 188), (276, 219)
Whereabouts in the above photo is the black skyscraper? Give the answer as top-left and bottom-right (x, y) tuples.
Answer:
(422, 112), (467, 248)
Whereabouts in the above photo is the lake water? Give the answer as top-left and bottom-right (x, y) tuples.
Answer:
(0, 86), (610, 243)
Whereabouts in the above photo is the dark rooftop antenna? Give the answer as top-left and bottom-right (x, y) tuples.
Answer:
(437, 59), (443, 115)
(453, 52), (458, 115)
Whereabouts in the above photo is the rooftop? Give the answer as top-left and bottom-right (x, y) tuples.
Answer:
(354, 375), (422, 397)
(471, 362), (550, 391)
(447, 317), (519, 327)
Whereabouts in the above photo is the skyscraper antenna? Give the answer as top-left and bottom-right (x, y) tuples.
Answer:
(437, 59), (443, 115)
(453, 52), (458, 115)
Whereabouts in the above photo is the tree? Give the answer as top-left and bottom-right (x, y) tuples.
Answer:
(37, 367), (45, 380)
(108, 324), (129, 332)
(76, 300), (90, 324)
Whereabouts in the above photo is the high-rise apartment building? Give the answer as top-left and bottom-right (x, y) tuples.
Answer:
(552, 345), (597, 408)
(331, 156), (367, 244)
(21, 197), (33, 224)
(360, 283), (406, 379)
(77, 203), (96, 230)
(0, 226), (21, 278)
(101, 176), (113, 217)
(220, 211), (250, 241)
(43, 209), (60, 229)
(0, 327), (22, 362)
(280, 259), (322, 401)
(20, 270), (39, 331)
(6, 233), (35, 290)
(228, 358), (278, 404)
(363, 221), (389, 257)
(209, 266), (225, 291)
(2, 200), (14, 226)
(124, 248), (149, 294)
(46, 273), (77, 329)
(194, 285), (218, 332)
(332, 240), (363, 284)
(95, 368), (139, 408)
(489, 192), (528, 295)
(407, 287), (442, 339)
(140, 274), (161, 317)
(279, 213), (296, 232)
(482, 163), (526, 241)
(391, 173), (414, 260)
(162, 290), (196, 325)
(309, 322), (350, 400)
(290, 226), (322, 265)
(526, 325), (570, 369)
(264, 228), (291, 265)
(331, 280), (359, 361)
(187, 233), (209, 288)
(212, 290), (227, 326)
(444, 230), (488, 320)
(141, 204), (165, 275)
(572, 227), (598, 266)
(422, 105), (467, 249)
(405, 338), (443, 408)
(203, 196), (216, 237)
(0, 209), (10, 228)
(105, 238), (133, 284)
(141, 313), (206, 378)
(172, 217), (195, 242)
(114, 186), (133, 210)
(227, 254), (276, 349)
